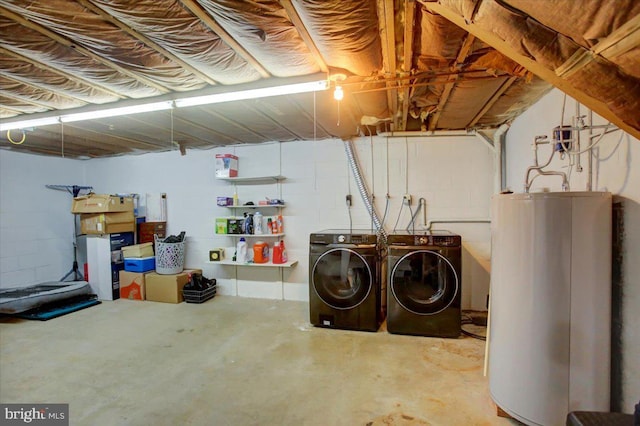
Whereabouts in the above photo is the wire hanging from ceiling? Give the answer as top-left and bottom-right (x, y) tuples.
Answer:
(60, 121), (65, 158)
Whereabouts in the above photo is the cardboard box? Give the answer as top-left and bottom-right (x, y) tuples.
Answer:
(81, 211), (135, 235)
(124, 256), (155, 273)
(227, 218), (243, 234)
(72, 194), (134, 213)
(209, 248), (225, 261)
(122, 242), (154, 258)
(145, 269), (201, 304)
(215, 218), (227, 234)
(215, 154), (238, 177)
(217, 197), (233, 207)
(138, 221), (166, 244)
(119, 270), (146, 300)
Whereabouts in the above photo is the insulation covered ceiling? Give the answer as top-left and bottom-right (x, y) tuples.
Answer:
(0, 0), (638, 158)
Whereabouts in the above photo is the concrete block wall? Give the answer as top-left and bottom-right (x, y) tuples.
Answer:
(0, 151), (87, 287)
(0, 136), (495, 312)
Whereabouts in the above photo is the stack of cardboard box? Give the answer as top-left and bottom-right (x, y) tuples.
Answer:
(71, 193), (135, 234)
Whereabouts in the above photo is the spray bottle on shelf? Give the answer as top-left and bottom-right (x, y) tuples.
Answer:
(253, 211), (263, 235)
(233, 191), (239, 207)
(276, 215), (284, 234)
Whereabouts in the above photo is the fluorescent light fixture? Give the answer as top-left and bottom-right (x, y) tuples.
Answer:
(0, 116), (60, 131)
(60, 100), (174, 123)
(1, 79), (329, 131)
(174, 80), (329, 108)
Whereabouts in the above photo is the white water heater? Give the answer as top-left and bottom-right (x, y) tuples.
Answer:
(489, 191), (611, 426)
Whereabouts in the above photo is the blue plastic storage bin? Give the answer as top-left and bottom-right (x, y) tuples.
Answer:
(124, 256), (156, 273)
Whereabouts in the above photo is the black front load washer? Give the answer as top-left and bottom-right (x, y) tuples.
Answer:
(309, 230), (385, 332)
(387, 230), (461, 338)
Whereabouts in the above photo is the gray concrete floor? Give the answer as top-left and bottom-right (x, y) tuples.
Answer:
(0, 296), (519, 425)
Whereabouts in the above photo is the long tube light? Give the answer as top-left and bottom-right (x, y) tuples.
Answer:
(0, 116), (61, 131)
(60, 100), (174, 123)
(1, 79), (329, 131)
(174, 80), (328, 107)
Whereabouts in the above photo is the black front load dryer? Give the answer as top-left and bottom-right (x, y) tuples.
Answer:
(309, 230), (385, 332)
(387, 231), (461, 338)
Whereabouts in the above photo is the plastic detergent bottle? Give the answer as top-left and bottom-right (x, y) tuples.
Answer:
(236, 237), (247, 263)
(253, 241), (268, 263)
(272, 240), (284, 264)
(253, 211), (263, 235)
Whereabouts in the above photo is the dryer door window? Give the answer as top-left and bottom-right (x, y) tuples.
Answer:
(390, 250), (458, 315)
(312, 248), (373, 310)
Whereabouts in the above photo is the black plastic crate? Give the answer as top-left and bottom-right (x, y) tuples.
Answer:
(183, 285), (216, 304)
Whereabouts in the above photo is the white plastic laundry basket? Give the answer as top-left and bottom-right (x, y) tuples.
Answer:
(155, 235), (185, 275)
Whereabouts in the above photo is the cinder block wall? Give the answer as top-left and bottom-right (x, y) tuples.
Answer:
(67, 136), (494, 308)
(0, 136), (495, 310)
(0, 152), (87, 286)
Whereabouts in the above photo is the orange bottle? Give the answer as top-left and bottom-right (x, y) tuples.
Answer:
(253, 241), (269, 263)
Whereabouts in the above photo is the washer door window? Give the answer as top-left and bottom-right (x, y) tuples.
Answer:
(390, 250), (458, 315)
(312, 248), (372, 310)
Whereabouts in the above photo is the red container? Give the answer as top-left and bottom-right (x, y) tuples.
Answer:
(272, 240), (287, 264)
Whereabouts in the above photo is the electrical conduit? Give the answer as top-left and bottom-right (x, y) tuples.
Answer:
(344, 139), (387, 243)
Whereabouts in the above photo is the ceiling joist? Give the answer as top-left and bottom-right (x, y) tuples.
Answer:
(0, 72), (92, 105)
(0, 47), (126, 101)
(0, 6), (171, 94)
(0, 91), (56, 111)
(556, 13), (640, 78)
(424, 1), (640, 141)
(399, 0), (416, 131)
(279, 0), (329, 74)
(428, 34), (476, 131)
(377, 0), (399, 130)
(77, 0), (219, 86)
(468, 76), (517, 128)
(179, 0), (271, 79)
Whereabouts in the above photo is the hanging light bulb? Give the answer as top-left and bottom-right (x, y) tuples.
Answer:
(333, 85), (344, 101)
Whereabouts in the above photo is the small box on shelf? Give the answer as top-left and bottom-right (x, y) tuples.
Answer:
(215, 154), (238, 178)
(209, 248), (225, 261)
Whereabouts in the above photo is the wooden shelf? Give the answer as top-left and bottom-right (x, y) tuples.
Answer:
(216, 175), (286, 183)
(208, 259), (298, 268)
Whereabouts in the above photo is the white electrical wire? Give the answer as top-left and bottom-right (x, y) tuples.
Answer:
(60, 121), (65, 158)
(563, 124), (618, 155)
